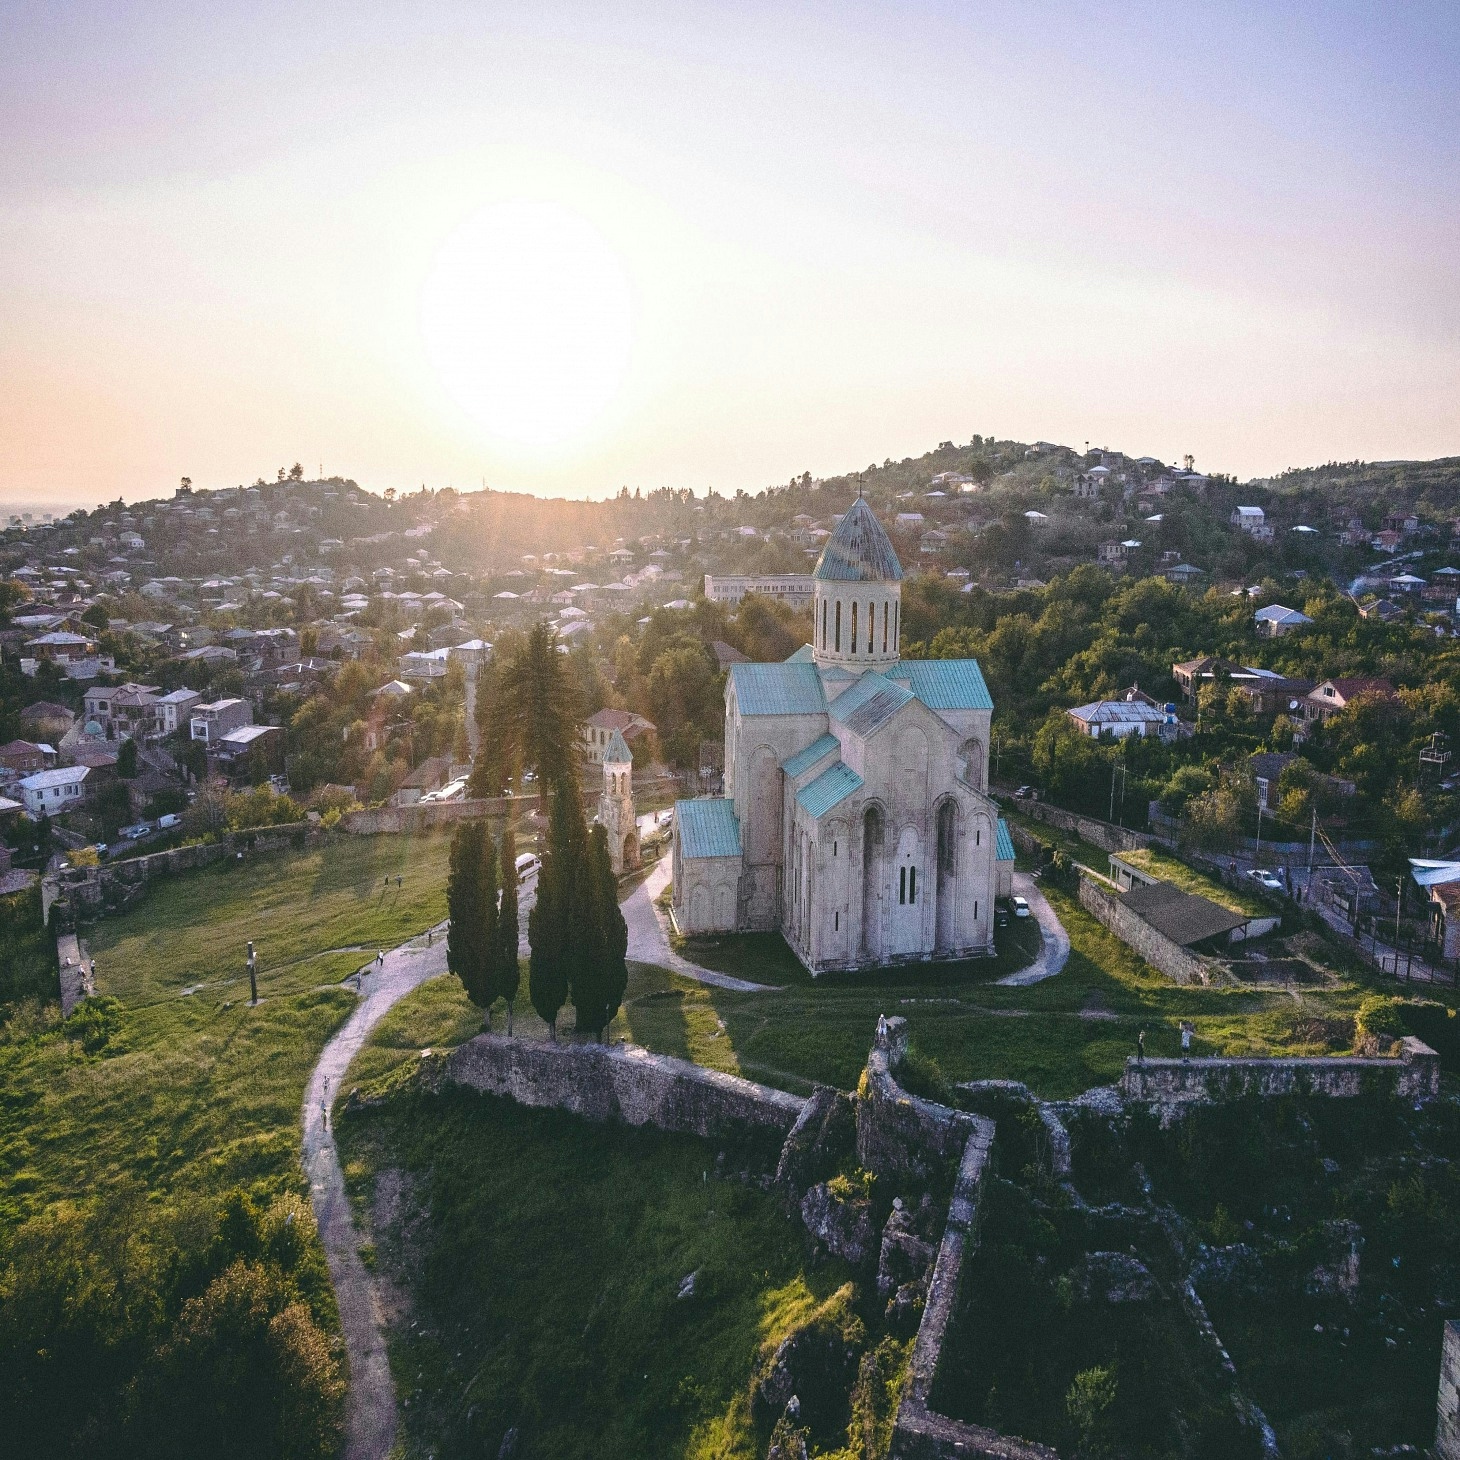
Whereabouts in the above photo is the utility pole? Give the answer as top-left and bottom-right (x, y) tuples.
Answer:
(1254, 798), (1264, 865)
(1307, 806), (1317, 883)
(247, 940), (258, 1005)
(1394, 878), (1404, 977)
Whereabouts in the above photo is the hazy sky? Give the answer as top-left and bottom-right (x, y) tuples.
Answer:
(3, 1), (1458, 507)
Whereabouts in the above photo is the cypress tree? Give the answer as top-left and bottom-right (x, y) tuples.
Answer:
(573, 824), (628, 1039)
(446, 822), (484, 1006)
(477, 820), (501, 1026)
(496, 823), (521, 1033)
(529, 778), (583, 1039)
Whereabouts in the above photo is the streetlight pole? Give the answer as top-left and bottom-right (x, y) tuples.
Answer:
(247, 940), (258, 1005)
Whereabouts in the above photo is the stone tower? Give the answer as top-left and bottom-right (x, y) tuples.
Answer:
(811, 495), (904, 670)
(599, 727), (640, 875)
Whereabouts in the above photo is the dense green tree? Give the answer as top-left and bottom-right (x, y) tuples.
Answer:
(501, 622), (580, 785)
(495, 823), (521, 1032)
(528, 778), (583, 1039)
(571, 823), (628, 1039)
(447, 822), (492, 1011)
(116, 737), (139, 778)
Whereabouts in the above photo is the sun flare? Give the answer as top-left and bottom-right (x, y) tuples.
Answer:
(419, 199), (633, 448)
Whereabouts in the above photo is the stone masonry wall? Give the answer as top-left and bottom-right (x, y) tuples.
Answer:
(1079, 874), (1213, 986)
(441, 1033), (807, 1142)
(45, 822), (315, 928)
(1121, 1037), (1442, 1105)
(341, 795), (536, 835)
(1006, 798), (1152, 855)
(1438, 1320), (1460, 1460)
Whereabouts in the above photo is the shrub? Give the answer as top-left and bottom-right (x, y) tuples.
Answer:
(1354, 995), (1407, 1055)
(64, 995), (123, 1055)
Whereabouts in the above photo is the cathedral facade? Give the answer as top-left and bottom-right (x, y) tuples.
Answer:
(672, 498), (1013, 975)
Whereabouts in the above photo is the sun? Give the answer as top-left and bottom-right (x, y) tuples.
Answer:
(419, 199), (633, 448)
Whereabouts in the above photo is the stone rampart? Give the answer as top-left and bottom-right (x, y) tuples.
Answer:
(1121, 1036), (1441, 1105)
(1438, 1320), (1460, 1459)
(1005, 798), (1151, 855)
(341, 795), (537, 835)
(441, 1032), (806, 1141)
(1079, 874), (1214, 986)
(47, 822), (315, 927)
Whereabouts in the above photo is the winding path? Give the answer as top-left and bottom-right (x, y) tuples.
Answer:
(621, 858), (779, 992)
(302, 931), (448, 1460)
(995, 871), (1071, 987)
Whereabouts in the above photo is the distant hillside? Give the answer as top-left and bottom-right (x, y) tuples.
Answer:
(1264, 457), (1460, 517)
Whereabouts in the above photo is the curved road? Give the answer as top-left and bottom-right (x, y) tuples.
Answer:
(996, 871), (1071, 986)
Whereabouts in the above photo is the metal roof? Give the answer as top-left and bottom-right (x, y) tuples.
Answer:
(676, 798), (743, 859)
(796, 761), (864, 819)
(812, 498), (904, 583)
(1068, 700), (1168, 725)
(602, 728), (633, 764)
(784, 643), (815, 663)
(1121, 883), (1247, 946)
(892, 659), (995, 712)
(1410, 859), (1460, 889)
(729, 662), (827, 716)
(782, 733), (840, 778)
(829, 672), (914, 738)
(996, 819), (1016, 863)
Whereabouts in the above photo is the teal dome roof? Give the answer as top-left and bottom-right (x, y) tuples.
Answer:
(812, 498), (903, 583)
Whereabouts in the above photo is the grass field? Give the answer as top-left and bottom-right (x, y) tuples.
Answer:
(1114, 845), (1270, 917)
(336, 1086), (854, 1460)
(0, 832), (453, 1234)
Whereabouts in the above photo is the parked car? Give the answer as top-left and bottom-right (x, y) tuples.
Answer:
(1011, 895), (1032, 918)
(515, 852), (540, 885)
(120, 822), (152, 840)
(1014, 786), (1038, 800)
(1247, 868), (1285, 893)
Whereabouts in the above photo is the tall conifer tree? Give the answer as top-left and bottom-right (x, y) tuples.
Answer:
(477, 821), (501, 1025)
(446, 822), (484, 1006)
(496, 823), (521, 1033)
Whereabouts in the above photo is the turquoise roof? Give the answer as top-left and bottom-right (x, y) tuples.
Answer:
(782, 733), (840, 778)
(996, 819), (1015, 864)
(602, 728), (632, 764)
(676, 798), (742, 859)
(729, 662), (827, 716)
(828, 671), (915, 738)
(893, 659), (994, 712)
(796, 761), (863, 819)
(785, 643), (815, 663)
(813, 497), (904, 583)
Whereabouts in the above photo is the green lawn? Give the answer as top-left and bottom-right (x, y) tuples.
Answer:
(0, 831), (453, 1234)
(1114, 846), (1270, 918)
(336, 1086), (857, 1460)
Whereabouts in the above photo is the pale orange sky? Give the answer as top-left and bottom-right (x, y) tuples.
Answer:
(2, 1), (1458, 508)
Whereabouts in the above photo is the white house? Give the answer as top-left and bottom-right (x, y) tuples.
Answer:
(1231, 506), (1274, 541)
(18, 764), (89, 815)
(1065, 700), (1171, 739)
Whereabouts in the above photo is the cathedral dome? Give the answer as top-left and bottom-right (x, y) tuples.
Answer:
(812, 497), (903, 583)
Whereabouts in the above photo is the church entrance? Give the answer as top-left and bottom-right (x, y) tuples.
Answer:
(860, 805), (883, 960)
(891, 823), (923, 957)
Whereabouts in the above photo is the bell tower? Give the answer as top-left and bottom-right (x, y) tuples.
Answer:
(599, 728), (640, 874)
(811, 495), (904, 670)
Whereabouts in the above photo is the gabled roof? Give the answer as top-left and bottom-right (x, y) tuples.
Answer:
(812, 497), (904, 583)
(676, 798), (742, 859)
(1121, 882), (1247, 946)
(1068, 700), (1168, 726)
(781, 733), (840, 778)
(796, 762), (864, 819)
(892, 659), (995, 712)
(829, 672), (915, 738)
(996, 819), (1016, 864)
(729, 662), (826, 716)
(1254, 604), (1312, 625)
(784, 643), (816, 664)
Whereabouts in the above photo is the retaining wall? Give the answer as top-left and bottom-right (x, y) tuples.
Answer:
(1005, 798), (1152, 855)
(341, 795), (537, 835)
(1079, 874), (1214, 985)
(441, 1032), (807, 1141)
(1438, 1320), (1460, 1460)
(1121, 1036), (1441, 1105)
(46, 822), (315, 927)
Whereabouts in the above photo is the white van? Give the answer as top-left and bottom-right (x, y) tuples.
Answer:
(515, 852), (540, 885)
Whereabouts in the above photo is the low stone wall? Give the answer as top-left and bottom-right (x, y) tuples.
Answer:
(1079, 874), (1213, 986)
(1121, 1037), (1442, 1105)
(1004, 797), (1151, 855)
(857, 1016), (979, 1181)
(1438, 1320), (1460, 1460)
(341, 795), (537, 835)
(441, 1032), (807, 1141)
(47, 822), (315, 927)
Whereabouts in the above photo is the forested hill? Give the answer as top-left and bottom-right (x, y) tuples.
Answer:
(1262, 457), (1460, 515)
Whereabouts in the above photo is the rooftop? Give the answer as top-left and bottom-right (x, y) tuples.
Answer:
(675, 797), (742, 860)
(812, 497), (903, 583)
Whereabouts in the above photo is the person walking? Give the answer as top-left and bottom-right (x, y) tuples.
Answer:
(1137, 1028), (1146, 1063)
(321, 1077), (330, 1131)
(1180, 1021), (1192, 1057)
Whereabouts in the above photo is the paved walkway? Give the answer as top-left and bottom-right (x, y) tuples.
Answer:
(996, 872), (1071, 986)
(56, 931), (93, 1015)
(302, 929), (448, 1460)
(621, 858), (778, 992)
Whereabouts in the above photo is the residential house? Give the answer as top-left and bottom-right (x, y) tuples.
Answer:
(1302, 677), (1398, 726)
(210, 724), (285, 783)
(1065, 699), (1172, 739)
(18, 764), (89, 816)
(1163, 562), (1205, 586)
(190, 698), (253, 742)
(581, 708), (655, 764)
(155, 688), (202, 734)
(701, 575), (814, 608)
(1230, 506), (1273, 540)
(1254, 604), (1313, 638)
(0, 740), (53, 780)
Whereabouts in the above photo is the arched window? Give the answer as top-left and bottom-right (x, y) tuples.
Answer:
(861, 805), (884, 955)
(850, 601), (858, 655)
(821, 599), (827, 649)
(882, 601), (888, 654)
(866, 601), (874, 652)
(834, 600), (841, 652)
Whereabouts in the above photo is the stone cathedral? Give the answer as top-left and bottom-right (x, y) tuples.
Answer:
(672, 497), (1013, 975)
